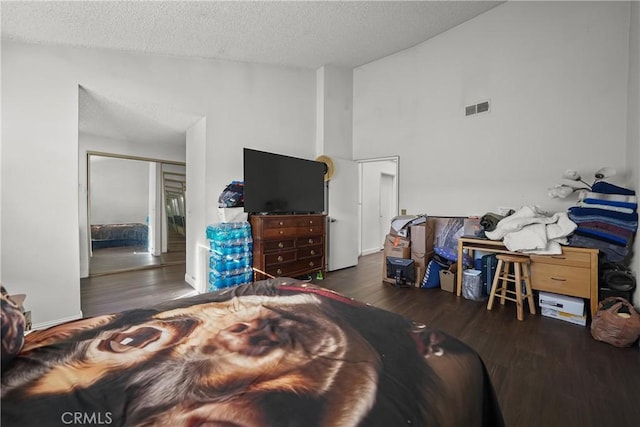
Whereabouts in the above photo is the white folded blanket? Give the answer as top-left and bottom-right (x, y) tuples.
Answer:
(485, 206), (576, 254)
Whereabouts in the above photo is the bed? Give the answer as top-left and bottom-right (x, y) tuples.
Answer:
(1, 279), (503, 426)
(91, 223), (149, 250)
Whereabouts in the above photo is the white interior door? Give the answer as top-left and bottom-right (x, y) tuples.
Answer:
(327, 157), (359, 271)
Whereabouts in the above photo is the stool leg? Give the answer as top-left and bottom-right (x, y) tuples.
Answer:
(522, 263), (536, 315)
(499, 262), (509, 305)
(514, 263), (524, 321)
(487, 259), (503, 310)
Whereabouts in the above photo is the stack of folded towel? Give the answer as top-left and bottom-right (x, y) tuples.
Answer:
(568, 181), (637, 263)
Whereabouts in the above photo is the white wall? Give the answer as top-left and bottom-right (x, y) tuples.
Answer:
(353, 2), (632, 217)
(627, 1), (639, 308)
(2, 41), (315, 326)
(90, 157), (149, 225)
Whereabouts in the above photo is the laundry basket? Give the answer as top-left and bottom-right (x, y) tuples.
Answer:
(462, 269), (485, 301)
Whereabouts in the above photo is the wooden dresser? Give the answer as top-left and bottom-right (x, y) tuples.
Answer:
(250, 214), (326, 281)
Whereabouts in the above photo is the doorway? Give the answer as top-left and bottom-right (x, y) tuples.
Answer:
(358, 157), (399, 256)
(87, 153), (186, 276)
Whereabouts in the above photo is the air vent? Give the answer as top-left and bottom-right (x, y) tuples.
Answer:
(465, 105), (477, 116)
(477, 101), (490, 114)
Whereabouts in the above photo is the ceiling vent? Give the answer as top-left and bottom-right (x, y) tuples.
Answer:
(477, 100), (490, 114)
(465, 100), (490, 117)
(465, 104), (477, 116)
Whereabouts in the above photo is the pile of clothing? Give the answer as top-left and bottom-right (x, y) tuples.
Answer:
(568, 181), (637, 264)
(484, 205), (577, 254)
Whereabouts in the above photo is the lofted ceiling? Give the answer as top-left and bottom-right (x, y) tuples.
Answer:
(2, 0), (504, 146)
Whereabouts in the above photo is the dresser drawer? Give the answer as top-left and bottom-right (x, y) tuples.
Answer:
(262, 227), (300, 239)
(293, 216), (324, 227)
(530, 251), (591, 268)
(298, 244), (323, 259)
(530, 263), (591, 298)
(260, 217), (297, 228)
(263, 239), (295, 252)
(267, 256), (323, 277)
(297, 236), (323, 247)
(265, 250), (297, 266)
(295, 225), (324, 237)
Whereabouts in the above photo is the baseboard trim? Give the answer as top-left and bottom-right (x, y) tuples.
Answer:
(32, 312), (83, 331)
(185, 273), (204, 293)
(361, 248), (382, 257)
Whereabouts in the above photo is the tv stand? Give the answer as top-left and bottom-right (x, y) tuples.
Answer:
(250, 213), (326, 281)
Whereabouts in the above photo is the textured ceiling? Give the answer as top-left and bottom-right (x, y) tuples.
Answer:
(2, 1), (503, 147)
(2, 0), (503, 69)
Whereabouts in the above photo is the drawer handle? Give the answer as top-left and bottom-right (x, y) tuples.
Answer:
(551, 277), (567, 282)
(309, 220), (314, 224)
(277, 255), (283, 262)
(308, 238), (314, 244)
(279, 221), (284, 226)
(309, 228), (313, 232)
(279, 230), (284, 235)
(550, 256), (566, 260)
(309, 261), (314, 267)
(310, 250), (315, 255)
(278, 242), (284, 248)
(276, 269), (283, 275)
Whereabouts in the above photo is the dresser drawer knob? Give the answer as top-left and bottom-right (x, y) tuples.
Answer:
(277, 255), (283, 262)
(309, 228), (313, 232)
(308, 238), (314, 244)
(551, 277), (567, 282)
(279, 221), (284, 226)
(279, 230), (284, 235)
(276, 269), (282, 275)
(310, 250), (315, 255)
(309, 261), (314, 267)
(309, 220), (314, 224)
(278, 242), (284, 248)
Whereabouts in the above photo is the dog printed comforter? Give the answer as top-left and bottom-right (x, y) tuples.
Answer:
(1, 279), (503, 426)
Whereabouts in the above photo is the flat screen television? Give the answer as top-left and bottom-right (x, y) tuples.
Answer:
(243, 148), (326, 214)
(386, 256), (415, 287)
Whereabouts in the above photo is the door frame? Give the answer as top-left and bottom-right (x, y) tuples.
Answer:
(356, 156), (399, 256)
(84, 151), (186, 276)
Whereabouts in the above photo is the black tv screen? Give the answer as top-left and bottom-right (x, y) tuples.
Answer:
(243, 148), (325, 214)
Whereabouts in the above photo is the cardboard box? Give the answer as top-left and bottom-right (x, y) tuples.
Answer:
(541, 307), (587, 326)
(538, 292), (584, 316)
(410, 219), (436, 254)
(439, 270), (456, 293)
(218, 207), (248, 223)
(383, 234), (410, 284)
(415, 265), (425, 288)
(390, 215), (427, 237)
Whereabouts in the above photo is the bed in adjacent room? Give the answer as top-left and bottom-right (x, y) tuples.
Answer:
(90, 223), (148, 250)
(1, 279), (503, 426)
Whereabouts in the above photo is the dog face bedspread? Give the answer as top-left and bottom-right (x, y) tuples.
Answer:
(1, 279), (503, 427)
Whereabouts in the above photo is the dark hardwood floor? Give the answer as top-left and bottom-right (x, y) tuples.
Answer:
(81, 250), (640, 427)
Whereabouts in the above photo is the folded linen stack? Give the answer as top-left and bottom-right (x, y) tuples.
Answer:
(568, 182), (637, 263)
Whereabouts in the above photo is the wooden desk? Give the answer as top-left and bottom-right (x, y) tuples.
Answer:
(456, 237), (599, 317)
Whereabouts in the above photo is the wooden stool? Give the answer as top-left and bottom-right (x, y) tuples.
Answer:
(487, 254), (536, 321)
